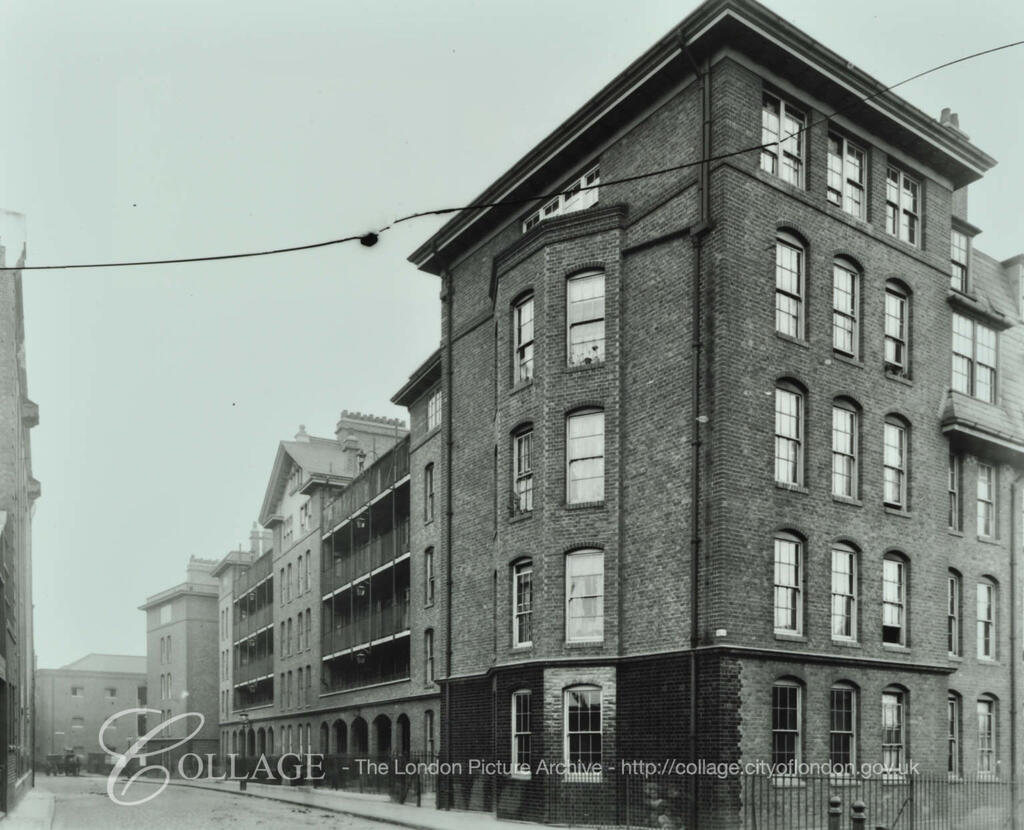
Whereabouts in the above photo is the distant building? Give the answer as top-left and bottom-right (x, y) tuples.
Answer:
(34, 654), (146, 764)
(139, 557), (220, 768)
(211, 525), (271, 743)
(0, 209), (37, 813)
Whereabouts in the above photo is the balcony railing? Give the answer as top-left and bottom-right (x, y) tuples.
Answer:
(234, 654), (274, 686)
(321, 599), (410, 656)
(234, 552), (273, 597)
(321, 520), (410, 596)
(321, 439), (411, 534)
(235, 603), (273, 640)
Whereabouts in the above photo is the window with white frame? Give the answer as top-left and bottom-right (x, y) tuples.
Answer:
(71, 686), (84, 698)
(775, 235), (804, 338)
(949, 454), (962, 531)
(567, 272), (605, 366)
(565, 550), (603, 642)
(771, 681), (801, 772)
(513, 295), (535, 383)
(566, 410), (604, 504)
(564, 687), (602, 776)
(427, 389), (442, 431)
(948, 571), (961, 656)
(884, 284), (909, 373)
(977, 463), (996, 538)
(774, 384), (803, 486)
(773, 533), (802, 634)
(829, 684), (856, 774)
(299, 501), (310, 533)
(948, 693), (961, 779)
(425, 710), (435, 756)
(761, 93), (806, 187)
(885, 167), (920, 246)
(832, 261), (859, 356)
(831, 401), (858, 498)
(882, 556), (907, 645)
(522, 166), (599, 232)
(513, 429), (534, 514)
(951, 230), (969, 292)
(831, 543), (857, 641)
(827, 133), (866, 218)
(952, 314), (996, 403)
(882, 689), (906, 772)
(513, 560), (533, 647)
(977, 580), (995, 660)
(883, 419), (908, 509)
(512, 690), (531, 775)
(424, 548), (435, 606)
(978, 697), (996, 775)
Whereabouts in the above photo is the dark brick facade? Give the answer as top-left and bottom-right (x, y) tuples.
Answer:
(407, 1), (1022, 826)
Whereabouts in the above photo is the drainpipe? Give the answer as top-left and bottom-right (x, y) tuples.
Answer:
(1011, 472), (1022, 830)
(679, 30), (712, 830)
(438, 246), (455, 810)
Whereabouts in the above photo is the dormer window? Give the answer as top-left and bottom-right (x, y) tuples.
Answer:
(522, 166), (599, 233)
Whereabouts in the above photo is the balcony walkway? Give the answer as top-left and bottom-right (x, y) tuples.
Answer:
(166, 776), (551, 830)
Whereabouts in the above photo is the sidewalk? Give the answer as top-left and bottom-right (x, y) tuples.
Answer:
(167, 777), (554, 830)
(1, 789), (55, 830)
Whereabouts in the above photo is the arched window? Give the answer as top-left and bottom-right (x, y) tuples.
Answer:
(512, 559), (533, 647)
(512, 293), (535, 383)
(829, 683), (857, 773)
(977, 579), (997, 660)
(775, 232), (804, 338)
(881, 686), (907, 772)
(977, 695), (997, 775)
(773, 532), (803, 634)
(831, 398), (860, 498)
(565, 549), (604, 642)
(948, 570), (962, 656)
(424, 548), (435, 606)
(884, 282), (910, 376)
(512, 426), (534, 515)
(567, 271), (605, 366)
(830, 542), (858, 641)
(771, 679), (802, 772)
(883, 416), (910, 509)
(882, 554), (908, 645)
(566, 409), (604, 504)
(774, 382), (804, 486)
(832, 259), (860, 357)
(948, 692), (962, 778)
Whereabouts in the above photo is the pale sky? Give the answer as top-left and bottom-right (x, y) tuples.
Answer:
(2, 0), (1021, 669)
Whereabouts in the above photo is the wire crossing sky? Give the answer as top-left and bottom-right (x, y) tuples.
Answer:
(5, 36), (1022, 273)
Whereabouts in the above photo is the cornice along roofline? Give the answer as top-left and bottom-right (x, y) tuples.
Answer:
(408, 0), (996, 276)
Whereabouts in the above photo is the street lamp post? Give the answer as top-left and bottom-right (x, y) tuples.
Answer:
(238, 713), (249, 792)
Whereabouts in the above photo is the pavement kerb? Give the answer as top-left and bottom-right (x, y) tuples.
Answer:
(162, 778), (448, 830)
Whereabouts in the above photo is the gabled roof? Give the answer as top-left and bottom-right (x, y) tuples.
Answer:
(58, 654), (147, 675)
(257, 436), (351, 526)
(409, 0), (996, 275)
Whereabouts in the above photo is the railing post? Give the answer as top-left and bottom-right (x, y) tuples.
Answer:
(828, 795), (842, 830)
(850, 800), (866, 828)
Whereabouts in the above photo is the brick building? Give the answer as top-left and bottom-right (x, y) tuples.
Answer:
(34, 654), (146, 764)
(0, 209), (37, 814)
(404, 0), (1024, 825)
(139, 557), (220, 768)
(222, 411), (440, 761)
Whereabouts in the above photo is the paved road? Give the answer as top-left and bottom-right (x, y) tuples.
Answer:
(40, 774), (401, 830)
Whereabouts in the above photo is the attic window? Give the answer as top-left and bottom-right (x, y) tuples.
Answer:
(522, 166), (599, 233)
